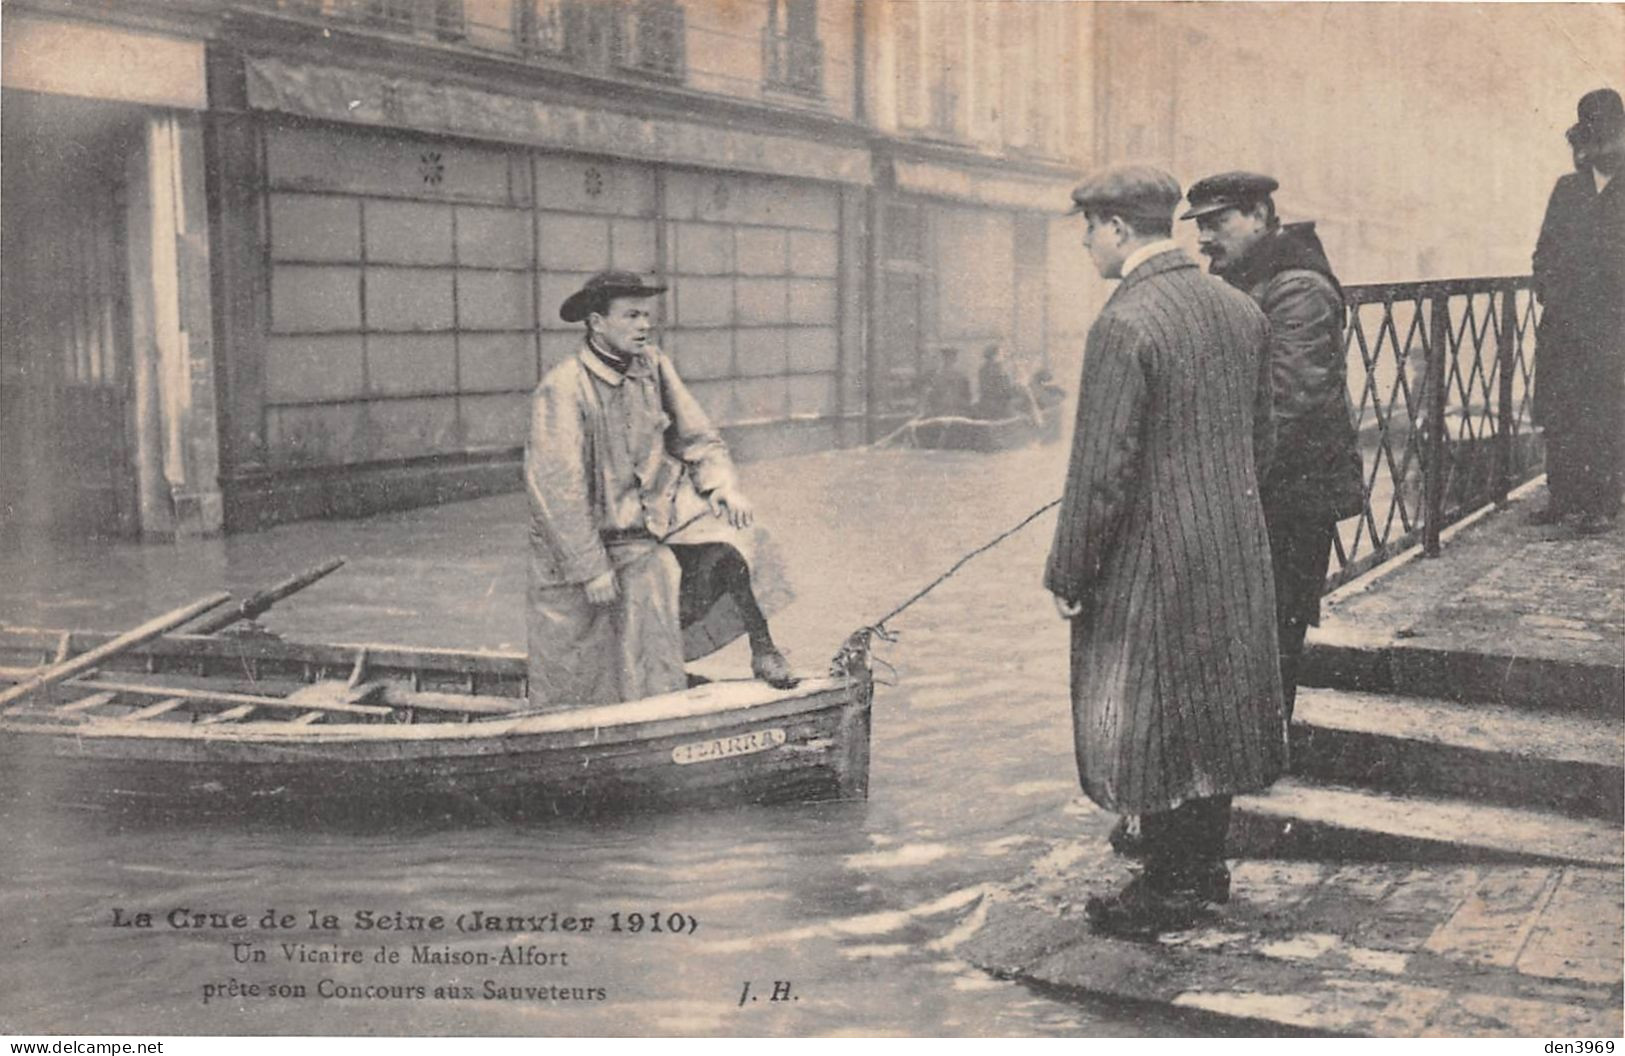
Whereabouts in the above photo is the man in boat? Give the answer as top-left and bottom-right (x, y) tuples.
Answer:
(1182, 171), (1363, 725)
(1027, 367), (1066, 411)
(921, 347), (973, 418)
(1046, 166), (1283, 937)
(973, 344), (1019, 420)
(524, 271), (796, 710)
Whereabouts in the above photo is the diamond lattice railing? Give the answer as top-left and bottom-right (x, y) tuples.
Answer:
(1327, 278), (1543, 591)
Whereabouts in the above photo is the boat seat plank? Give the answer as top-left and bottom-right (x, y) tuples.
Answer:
(377, 687), (520, 717)
(198, 704), (256, 726)
(55, 692), (120, 715)
(121, 698), (187, 722)
(284, 681), (387, 712)
(37, 679), (393, 719)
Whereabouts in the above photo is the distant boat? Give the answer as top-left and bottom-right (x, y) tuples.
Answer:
(902, 402), (1064, 453)
(0, 624), (875, 821)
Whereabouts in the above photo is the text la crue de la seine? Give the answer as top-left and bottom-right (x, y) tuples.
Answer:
(110, 906), (699, 935)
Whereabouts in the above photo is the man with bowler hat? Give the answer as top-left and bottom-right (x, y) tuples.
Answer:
(1046, 166), (1284, 936)
(525, 271), (795, 710)
(1182, 171), (1364, 721)
(1530, 88), (1625, 533)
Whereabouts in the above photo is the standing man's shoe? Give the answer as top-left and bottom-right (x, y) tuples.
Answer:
(1189, 860), (1232, 904)
(751, 646), (799, 689)
(1572, 512), (1618, 536)
(1108, 815), (1145, 859)
(1083, 875), (1209, 938)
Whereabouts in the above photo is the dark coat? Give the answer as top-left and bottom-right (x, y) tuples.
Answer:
(1531, 172), (1599, 427)
(1223, 223), (1364, 521)
(1045, 249), (1285, 814)
(1565, 173), (1625, 508)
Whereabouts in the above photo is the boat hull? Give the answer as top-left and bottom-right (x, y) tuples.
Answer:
(912, 407), (1063, 452)
(0, 628), (873, 821)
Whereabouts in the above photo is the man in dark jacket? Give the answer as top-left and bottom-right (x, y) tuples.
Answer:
(1183, 172), (1365, 722)
(1529, 124), (1597, 526)
(1532, 89), (1625, 533)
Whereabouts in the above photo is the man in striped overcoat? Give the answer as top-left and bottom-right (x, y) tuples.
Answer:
(1045, 167), (1285, 937)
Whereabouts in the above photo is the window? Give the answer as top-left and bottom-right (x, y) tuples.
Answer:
(622, 0), (686, 79)
(349, 0), (465, 41)
(764, 0), (822, 96)
(515, 0), (684, 79)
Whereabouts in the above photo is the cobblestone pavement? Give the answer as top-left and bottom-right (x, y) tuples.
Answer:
(956, 834), (1624, 1037)
(1315, 482), (1624, 671)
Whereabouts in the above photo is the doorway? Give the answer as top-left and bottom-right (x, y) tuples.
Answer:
(1, 91), (142, 537)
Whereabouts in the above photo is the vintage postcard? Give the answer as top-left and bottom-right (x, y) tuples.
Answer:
(1, 0), (1621, 1041)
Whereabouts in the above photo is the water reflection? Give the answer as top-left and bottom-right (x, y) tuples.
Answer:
(1, 445), (1193, 1036)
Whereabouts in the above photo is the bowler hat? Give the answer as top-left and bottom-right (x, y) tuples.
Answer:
(1574, 88), (1624, 146)
(559, 270), (667, 323)
(1181, 171), (1280, 220)
(1068, 165), (1182, 224)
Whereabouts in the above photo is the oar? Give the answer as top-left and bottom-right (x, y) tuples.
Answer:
(0, 593), (231, 711)
(184, 557), (347, 635)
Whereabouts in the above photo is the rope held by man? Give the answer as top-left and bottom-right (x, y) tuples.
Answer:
(866, 497), (1062, 635)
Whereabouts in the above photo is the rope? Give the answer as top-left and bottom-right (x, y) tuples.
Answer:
(865, 496), (1062, 635)
(639, 495), (1061, 675)
(872, 412), (1041, 449)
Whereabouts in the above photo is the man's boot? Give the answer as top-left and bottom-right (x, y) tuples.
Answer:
(751, 645), (798, 689)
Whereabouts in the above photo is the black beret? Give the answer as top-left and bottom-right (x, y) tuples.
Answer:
(1181, 171), (1280, 220)
(559, 270), (667, 323)
(1068, 165), (1182, 223)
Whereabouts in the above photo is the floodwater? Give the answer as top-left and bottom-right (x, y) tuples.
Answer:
(0, 442), (1199, 1037)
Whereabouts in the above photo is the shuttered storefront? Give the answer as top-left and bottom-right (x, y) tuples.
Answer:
(256, 121), (846, 485)
(263, 124), (536, 469)
(662, 170), (841, 439)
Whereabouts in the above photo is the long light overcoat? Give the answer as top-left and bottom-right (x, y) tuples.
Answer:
(1044, 249), (1285, 814)
(524, 344), (736, 709)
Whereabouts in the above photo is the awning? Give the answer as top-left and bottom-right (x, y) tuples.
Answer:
(244, 56), (872, 187)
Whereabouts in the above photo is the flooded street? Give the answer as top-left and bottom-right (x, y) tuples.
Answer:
(0, 443), (1188, 1036)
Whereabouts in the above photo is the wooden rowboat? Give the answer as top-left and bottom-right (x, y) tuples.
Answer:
(0, 623), (875, 821)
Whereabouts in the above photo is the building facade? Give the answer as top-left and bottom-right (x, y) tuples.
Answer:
(3, 0), (1090, 536)
(4, 1), (1618, 537)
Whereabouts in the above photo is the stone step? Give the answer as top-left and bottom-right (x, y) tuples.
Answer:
(1303, 637), (1623, 717)
(1232, 778), (1623, 869)
(1291, 687), (1624, 823)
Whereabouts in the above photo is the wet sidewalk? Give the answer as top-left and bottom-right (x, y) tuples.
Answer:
(955, 844), (1623, 1037)
(1307, 480), (1624, 712)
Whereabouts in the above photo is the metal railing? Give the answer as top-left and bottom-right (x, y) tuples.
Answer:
(1329, 276), (1543, 590)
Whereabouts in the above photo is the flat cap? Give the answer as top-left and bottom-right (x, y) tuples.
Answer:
(559, 270), (667, 323)
(1068, 165), (1182, 222)
(1181, 171), (1280, 220)
(1574, 87), (1624, 145)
